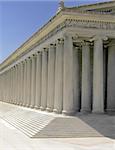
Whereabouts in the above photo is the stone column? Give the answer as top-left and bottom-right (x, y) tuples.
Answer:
(53, 39), (64, 114)
(40, 49), (48, 110)
(20, 62), (24, 106)
(6, 71), (8, 102)
(9, 68), (13, 103)
(46, 44), (56, 112)
(26, 57), (31, 107)
(107, 40), (115, 112)
(30, 55), (36, 108)
(81, 42), (91, 112)
(14, 65), (18, 104)
(17, 64), (20, 105)
(93, 36), (104, 113)
(23, 60), (27, 106)
(35, 52), (42, 109)
(62, 33), (75, 115)
(73, 46), (80, 112)
(11, 66), (15, 103)
(19, 63), (22, 105)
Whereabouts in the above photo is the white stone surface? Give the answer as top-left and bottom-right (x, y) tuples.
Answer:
(93, 37), (104, 113)
(73, 46), (80, 112)
(53, 40), (63, 114)
(81, 42), (91, 112)
(63, 34), (75, 115)
(30, 55), (36, 108)
(0, 102), (114, 150)
(46, 44), (56, 112)
(35, 52), (42, 109)
(40, 50), (48, 110)
(107, 40), (115, 112)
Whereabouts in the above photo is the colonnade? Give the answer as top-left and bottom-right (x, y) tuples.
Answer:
(0, 34), (110, 115)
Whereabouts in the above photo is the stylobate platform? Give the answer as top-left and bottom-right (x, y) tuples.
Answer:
(0, 102), (114, 138)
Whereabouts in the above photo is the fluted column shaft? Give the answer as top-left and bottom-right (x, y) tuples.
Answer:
(20, 62), (24, 105)
(53, 39), (64, 113)
(30, 55), (36, 108)
(81, 42), (91, 112)
(62, 34), (75, 115)
(46, 44), (56, 112)
(17, 64), (21, 105)
(35, 52), (42, 109)
(107, 40), (115, 112)
(93, 37), (104, 113)
(40, 50), (48, 110)
(11, 67), (15, 103)
(23, 60), (27, 106)
(14, 65), (18, 104)
(26, 57), (31, 107)
(73, 46), (80, 112)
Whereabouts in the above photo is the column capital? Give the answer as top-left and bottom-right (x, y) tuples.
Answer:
(56, 38), (64, 45)
(63, 32), (78, 39)
(31, 54), (37, 58)
(73, 46), (79, 51)
(81, 41), (90, 47)
(36, 51), (42, 56)
(26, 57), (31, 62)
(43, 47), (48, 52)
(49, 43), (56, 49)
(90, 35), (108, 42)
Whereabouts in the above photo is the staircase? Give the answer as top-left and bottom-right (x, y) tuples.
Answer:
(0, 102), (109, 138)
(1, 108), (55, 138)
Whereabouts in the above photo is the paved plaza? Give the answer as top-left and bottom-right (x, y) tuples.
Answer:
(0, 102), (115, 150)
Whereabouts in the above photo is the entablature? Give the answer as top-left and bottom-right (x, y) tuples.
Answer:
(0, 9), (115, 71)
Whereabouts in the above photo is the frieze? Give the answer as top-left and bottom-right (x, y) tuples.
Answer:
(65, 19), (115, 30)
(0, 18), (115, 72)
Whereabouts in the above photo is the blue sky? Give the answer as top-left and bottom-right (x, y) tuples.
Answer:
(0, 0), (111, 63)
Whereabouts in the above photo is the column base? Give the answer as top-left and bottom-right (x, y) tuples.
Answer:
(19, 103), (23, 106)
(106, 108), (115, 115)
(62, 110), (76, 116)
(80, 108), (91, 114)
(40, 106), (46, 111)
(46, 107), (53, 112)
(53, 109), (62, 114)
(106, 108), (115, 112)
(26, 104), (30, 107)
(30, 105), (34, 108)
(34, 105), (40, 109)
(22, 104), (25, 107)
(92, 110), (104, 114)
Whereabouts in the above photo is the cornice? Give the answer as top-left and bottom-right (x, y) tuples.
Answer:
(70, 1), (115, 11)
(0, 9), (115, 71)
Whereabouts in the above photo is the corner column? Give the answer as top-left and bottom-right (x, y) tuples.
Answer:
(62, 33), (75, 115)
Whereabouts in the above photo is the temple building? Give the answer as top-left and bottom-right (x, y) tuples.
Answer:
(0, 1), (115, 115)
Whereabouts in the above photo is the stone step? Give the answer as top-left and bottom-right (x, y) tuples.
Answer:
(0, 102), (106, 138)
(2, 109), (55, 137)
(4, 115), (53, 132)
(3, 117), (36, 137)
